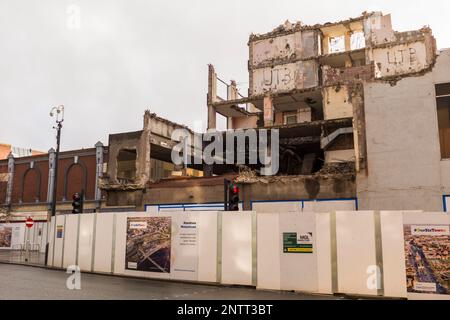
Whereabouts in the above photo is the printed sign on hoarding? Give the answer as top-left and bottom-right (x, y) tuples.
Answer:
(404, 224), (449, 295)
(283, 232), (313, 253)
(0, 225), (13, 249)
(56, 225), (64, 239)
(126, 217), (172, 273)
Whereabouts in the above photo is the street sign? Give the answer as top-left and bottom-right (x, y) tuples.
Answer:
(25, 217), (34, 228)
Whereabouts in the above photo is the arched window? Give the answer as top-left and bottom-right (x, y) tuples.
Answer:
(20, 167), (41, 203)
(63, 161), (87, 201)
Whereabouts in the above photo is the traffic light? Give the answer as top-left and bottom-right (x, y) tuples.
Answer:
(72, 192), (83, 214)
(228, 183), (240, 211)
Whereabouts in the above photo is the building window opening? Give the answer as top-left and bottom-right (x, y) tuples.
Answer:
(284, 113), (298, 125)
(329, 35), (345, 53)
(117, 149), (137, 181)
(350, 31), (365, 50)
(436, 83), (450, 159)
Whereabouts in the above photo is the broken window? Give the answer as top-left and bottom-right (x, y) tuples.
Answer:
(284, 112), (298, 125)
(436, 83), (450, 159)
(350, 31), (365, 50)
(329, 35), (345, 53)
(116, 149), (137, 181)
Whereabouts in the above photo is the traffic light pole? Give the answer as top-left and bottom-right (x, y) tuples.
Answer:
(51, 121), (62, 217)
(224, 179), (229, 211)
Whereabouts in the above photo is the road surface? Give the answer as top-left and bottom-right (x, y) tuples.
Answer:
(0, 263), (340, 300)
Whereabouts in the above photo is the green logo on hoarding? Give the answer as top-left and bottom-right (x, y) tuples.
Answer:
(283, 232), (313, 254)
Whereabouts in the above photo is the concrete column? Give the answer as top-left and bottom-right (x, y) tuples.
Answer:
(142, 112), (152, 186)
(6, 153), (14, 206)
(263, 95), (274, 127)
(345, 31), (352, 51)
(47, 148), (56, 207)
(94, 141), (104, 209)
(207, 64), (218, 130)
(208, 105), (217, 130)
(227, 80), (238, 130)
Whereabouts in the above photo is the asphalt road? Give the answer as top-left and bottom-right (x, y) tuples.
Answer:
(0, 263), (340, 300)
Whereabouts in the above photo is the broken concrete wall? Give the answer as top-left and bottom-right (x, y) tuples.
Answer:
(250, 30), (318, 67)
(231, 115), (258, 129)
(322, 64), (374, 86)
(141, 175), (355, 211)
(364, 13), (396, 46)
(107, 130), (148, 186)
(251, 60), (319, 96)
(373, 40), (434, 78)
(358, 51), (450, 210)
(322, 86), (353, 120)
(325, 150), (355, 163)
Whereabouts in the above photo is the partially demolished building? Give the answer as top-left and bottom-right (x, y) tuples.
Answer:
(100, 12), (449, 212)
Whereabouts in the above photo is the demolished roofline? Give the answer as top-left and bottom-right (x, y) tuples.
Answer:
(248, 11), (378, 43)
(144, 110), (194, 134)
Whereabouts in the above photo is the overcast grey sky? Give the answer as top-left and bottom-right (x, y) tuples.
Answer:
(1, 0), (449, 152)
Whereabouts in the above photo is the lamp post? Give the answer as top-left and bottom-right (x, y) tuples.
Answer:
(49, 105), (64, 217)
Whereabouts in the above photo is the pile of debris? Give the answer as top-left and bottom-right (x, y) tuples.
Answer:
(316, 162), (355, 177)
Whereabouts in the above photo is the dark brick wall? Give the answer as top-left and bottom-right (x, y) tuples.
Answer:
(0, 163), (8, 204)
(6, 151), (98, 204)
(11, 160), (48, 204)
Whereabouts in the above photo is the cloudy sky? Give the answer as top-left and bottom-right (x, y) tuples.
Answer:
(1, 0), (449, 152)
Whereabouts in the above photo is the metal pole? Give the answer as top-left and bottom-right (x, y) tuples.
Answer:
(25, 227), (29, 262)
(224, 179), (229, 211)
(51, 122), (62, 217)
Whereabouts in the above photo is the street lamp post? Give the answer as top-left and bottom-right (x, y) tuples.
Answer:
(49, 105), (64, 217)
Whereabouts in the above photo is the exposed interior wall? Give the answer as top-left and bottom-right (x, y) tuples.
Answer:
(231, 115), (258, 129)
(323, 85), (353, 120)
(325, 149), (355, 163)
(373, 40), (433, 78)
(251, 60), (319, 96)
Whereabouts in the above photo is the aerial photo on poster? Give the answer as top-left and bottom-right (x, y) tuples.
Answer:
(0, 224), (13, 248)
(126, 217), (172, 273)
(404, 225), (450, 295)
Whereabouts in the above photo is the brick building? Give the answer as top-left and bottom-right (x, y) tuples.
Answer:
(0, 142), (107, 221)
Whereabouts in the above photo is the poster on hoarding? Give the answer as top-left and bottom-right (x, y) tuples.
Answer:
(0, 225), (13, 248)
(171, 217), (198, 279)
(404, 224), (450, 295)
(125, 217), (172, 273)
(0, 223), (23, 249)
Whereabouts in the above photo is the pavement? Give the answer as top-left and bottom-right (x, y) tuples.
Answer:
(0, 263), (342, 300)
(0, 250), (45, 266)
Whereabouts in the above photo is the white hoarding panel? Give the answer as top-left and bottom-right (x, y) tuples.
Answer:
(279, 212), (318, 292)
(52, 215), (65, 268)
(256, 213), (281, 290)
(336, 211), (378, 296)
(221, 212), (253, 286)
(63, 215), (79, 268)
(93, 214), (114, 273)
(113, 213), (127, 275)
(380, 211), (407, 298)
(47, 218), (55, 266)
(316, 212), (333, 294)
(252, 201), (301, 213)
(77, 214), (94, 272)
(197, 212), (218, 283)
(303, 200), (356, 213)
